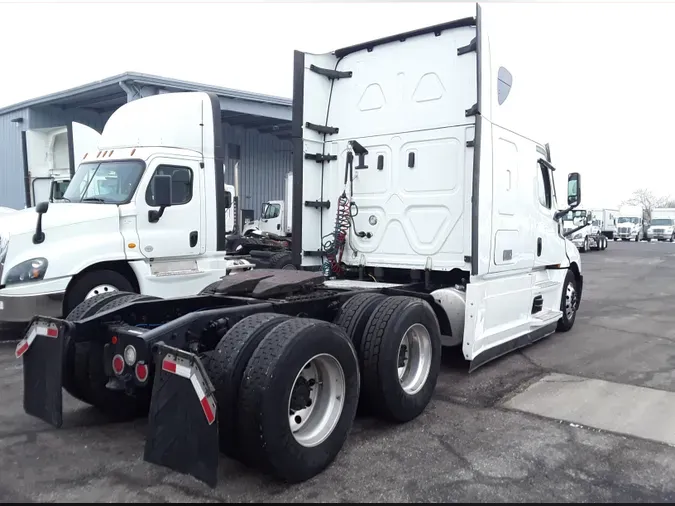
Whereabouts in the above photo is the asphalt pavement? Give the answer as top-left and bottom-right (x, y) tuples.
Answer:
(2, 239), (675, 502)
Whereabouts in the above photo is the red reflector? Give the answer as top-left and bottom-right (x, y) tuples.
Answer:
(200, 396), (216, 425)
(135, 363), (148, 382)
(112, 354), (125, 375)
(15, 340), (29, 359)
(46, 327), (58, 338)
(162, 358), (177, 374)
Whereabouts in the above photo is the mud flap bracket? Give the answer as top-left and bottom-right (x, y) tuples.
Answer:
(143, 343), (219, 488)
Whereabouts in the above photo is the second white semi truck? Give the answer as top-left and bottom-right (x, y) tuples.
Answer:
(616, 204), (647, 241)
(647, 207), (675, 241)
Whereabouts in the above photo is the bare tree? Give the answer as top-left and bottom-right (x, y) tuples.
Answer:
(621, 188), (669, 221)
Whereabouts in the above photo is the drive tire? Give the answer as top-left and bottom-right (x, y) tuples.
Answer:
(77, 293), (161, 418)
(359, 296), (442, 423)
(204, 313), (291, 459)
(333, 292), (387, 351)
(237, 318), (359, 483)
(63, 291), (137, 404)
(64, 270), (135, 316)
(556, 269), (578, 332)
(268, 252), (295, 270)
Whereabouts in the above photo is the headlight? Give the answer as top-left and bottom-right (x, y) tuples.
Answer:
(572, 233), (583, 240)
(4, 257), (49, 285)
(0, 232), (8, 281)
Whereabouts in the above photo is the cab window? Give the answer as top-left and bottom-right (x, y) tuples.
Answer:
(537, 161), (552, 209)
(146, 165), (193, 206)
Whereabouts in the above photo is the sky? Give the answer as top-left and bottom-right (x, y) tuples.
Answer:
(1, 0), (674, 209)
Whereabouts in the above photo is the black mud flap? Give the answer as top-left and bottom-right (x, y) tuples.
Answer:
(16, 317), (68, 428)
(143, 343), (219, 488)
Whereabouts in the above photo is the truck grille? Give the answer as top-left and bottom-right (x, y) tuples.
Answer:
(619, 227), (631, 234)
(653, 229), (664, 234)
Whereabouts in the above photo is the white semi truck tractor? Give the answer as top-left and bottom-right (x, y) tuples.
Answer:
(562, 209), (608, 252)
(616, 204), (646, 241)
(646, 208), (675, 241)
(13, 3), (585, 489)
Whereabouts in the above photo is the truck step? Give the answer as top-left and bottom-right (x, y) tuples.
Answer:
(531, 309), (562, 327)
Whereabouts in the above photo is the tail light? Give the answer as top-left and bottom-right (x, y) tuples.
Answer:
(112, 354), (125, 375)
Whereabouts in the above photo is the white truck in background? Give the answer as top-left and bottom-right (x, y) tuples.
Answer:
(23, 122), (101, 207)
(616, 204), (646, 241)
(0, 94), (255, 334)
(646, 208), (675, 242)
(562, 209), (608, 252)
(589, 208), (618, 240)
(258, 171), (293, 237)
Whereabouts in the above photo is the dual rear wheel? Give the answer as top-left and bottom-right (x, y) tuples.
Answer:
(202, 293), (442, 483)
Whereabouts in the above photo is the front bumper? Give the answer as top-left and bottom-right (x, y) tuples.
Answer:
(616, 231), (637, 239)
(0, 290), (65, 323)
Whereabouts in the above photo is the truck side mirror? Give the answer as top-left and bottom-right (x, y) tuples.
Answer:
(224, 191), (232, 209)
(148, 174), (172, 223)
(33, 201), (49, 244)
(567, 172), (581, 207)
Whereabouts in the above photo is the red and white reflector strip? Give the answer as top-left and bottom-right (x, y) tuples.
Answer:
(15, 322), (59, 359)
(161, 354), (216, 425)
(162, 356), (191, 378)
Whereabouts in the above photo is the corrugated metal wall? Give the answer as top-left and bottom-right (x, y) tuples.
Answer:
(222, 123), (293, 219)
(0, 108), (29, 209)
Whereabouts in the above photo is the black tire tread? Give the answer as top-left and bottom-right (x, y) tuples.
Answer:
(334, 293), (386, 346)
(205, 312), (291, 457)
(360, 296), (441, 422)
(199, 281), (222, 295)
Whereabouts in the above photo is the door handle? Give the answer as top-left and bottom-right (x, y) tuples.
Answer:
(189, 231), (198, 248)
(537, 237), (542, 257)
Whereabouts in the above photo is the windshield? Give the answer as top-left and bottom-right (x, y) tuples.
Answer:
(651, 218), (674, 226)
(617, 216), (639, 224)
(62, 161), (145, 204)
(262, 203), (280, 219)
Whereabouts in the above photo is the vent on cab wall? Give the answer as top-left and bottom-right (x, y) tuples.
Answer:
(531, 295), (543, 314)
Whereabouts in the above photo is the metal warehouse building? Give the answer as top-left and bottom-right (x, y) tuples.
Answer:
(0, 72), (293, 218)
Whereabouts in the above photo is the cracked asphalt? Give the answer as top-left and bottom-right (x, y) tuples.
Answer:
(2, 240), (675, 502)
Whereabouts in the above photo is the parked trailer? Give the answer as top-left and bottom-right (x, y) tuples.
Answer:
(13, 4), (584, 489)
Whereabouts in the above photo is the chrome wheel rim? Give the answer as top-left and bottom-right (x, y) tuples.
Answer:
(565, 283), (577, 320)
(85, 284), (118, 299)
(289, 353), (345, 448)
(397, 323), (433, 395)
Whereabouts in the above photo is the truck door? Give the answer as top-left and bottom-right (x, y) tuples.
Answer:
(533, 154), (565, 269)
(135, 158), (205, 259)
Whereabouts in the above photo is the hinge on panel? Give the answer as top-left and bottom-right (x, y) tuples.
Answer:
(466, 139), (475, 148)
(457, 37), (477, 56)
(305, 122), (339, 135)
(465, 103), (479, 117)
(309, 64), (353, 80)
(464, 255), (472, 263)
(304, 200), (331, 209)
(304, 153), (338, 163)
